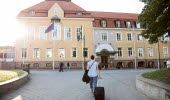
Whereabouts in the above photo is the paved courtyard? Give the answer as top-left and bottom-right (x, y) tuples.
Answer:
(0, 69), (156, 100)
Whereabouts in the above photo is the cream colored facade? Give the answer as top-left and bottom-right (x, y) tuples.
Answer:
(114, 29), (170, 68)
(93, 28), (170, 69)
(14, 0), (170, 69)
(15, 3), (94, 68)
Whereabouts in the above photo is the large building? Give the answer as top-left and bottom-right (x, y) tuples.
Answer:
(15, 0), (170, 69)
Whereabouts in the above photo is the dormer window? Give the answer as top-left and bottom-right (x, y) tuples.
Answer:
(76, 12), (82, 15)
(54, 8), (58, 14)
(115, 21), (121, 28)
(29, 11), (35, 14)
(136, 21), (141, 28)
(161, 33), (169, 41)
(126, 21), (131, 28)
(101, 20), (107, 27)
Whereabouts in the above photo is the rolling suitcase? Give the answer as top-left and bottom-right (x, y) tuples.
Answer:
(94, 79), (105, 100)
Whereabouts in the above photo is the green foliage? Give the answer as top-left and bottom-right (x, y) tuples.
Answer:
(139, 0), (170, 43)
(142, 68), (170, 84)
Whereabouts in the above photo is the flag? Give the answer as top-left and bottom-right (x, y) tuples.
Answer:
(45, 22), (54, 33)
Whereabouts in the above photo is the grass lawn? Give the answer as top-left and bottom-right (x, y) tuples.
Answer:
(0, 70), (24, 83)
(142, 68), (170, 84)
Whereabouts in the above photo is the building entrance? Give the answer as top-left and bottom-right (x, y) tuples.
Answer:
(101, 56), (108, 69)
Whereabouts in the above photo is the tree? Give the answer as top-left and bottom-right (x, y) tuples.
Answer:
(139, 0), (170, 43)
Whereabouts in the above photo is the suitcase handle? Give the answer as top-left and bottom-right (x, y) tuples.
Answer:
(97, 78), (103, 87)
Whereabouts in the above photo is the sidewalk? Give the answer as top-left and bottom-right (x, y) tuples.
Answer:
(0, 69), (155, 100)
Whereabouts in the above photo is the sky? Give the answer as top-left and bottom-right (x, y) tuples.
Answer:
(0, 0), (145, 46)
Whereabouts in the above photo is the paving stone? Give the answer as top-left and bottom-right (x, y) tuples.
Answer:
(0, 69), (155, 100)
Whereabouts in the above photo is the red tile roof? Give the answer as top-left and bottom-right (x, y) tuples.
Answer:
(88, 11), (139, 20)
(18, 0), (140, 21)
(18, 0), (86, 17)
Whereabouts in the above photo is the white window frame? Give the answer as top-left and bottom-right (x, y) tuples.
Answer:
(101, 32), (108, 41)
(76, 27), (83, 41)
(27, 26), (35, 41)
(138, 47), (144, 57)
(115, 21), (121, 28)
(147, 47), (153, 57)
(39, 26), (47, 41)
(136, 21), (141, 28)
(128, 47), (133, 57)
(58, 48), (65, 59)
(127, 33), (133, 41)
(163, 47), (169, 57)
(54, 8), (58, 14)
(161, 33), (169, 41)
(21, 48), (27, 59)
(137, 34), (143, 41)
(64, 27), (72, 41)
(46, 48), (52, 59)
(83, 47), (88, 58)
(126, 21), (131, 28)
(71, 47), (77, 59)
(33, 48), (40, 59)
(101, 20), (107, 27)
(117, 47), (123, 58)
(116, 32), (122, 41)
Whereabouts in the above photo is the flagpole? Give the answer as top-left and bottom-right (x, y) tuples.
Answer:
(83, 34), (85, 71)
(52, 21), (55, 71)
(23, 25), (26, 65)
(81, 25), (84, 71)
(133, 27), (137, 69)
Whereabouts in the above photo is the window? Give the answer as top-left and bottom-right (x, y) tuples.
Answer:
(64, 27), (71, 40)
(161, 33), (169, 41)
(126, 21), (131, 28)
(29, 11), (35, 14)
(21, 48), (27, 59)
(128, 47), (133, 57)
(27, 26), (35, 41)
(59, 48), (65, 59)
(76, 27), (83, 41)
(83, 48), (88, 58)
(76, 12), (82, 15)
(138, 48), (144, 57)
(163, 47), (169, 57)
(136, 22), (141, 28)
(51, 23), (61, 40)
(115, 21), (121, 28)
(101, 20), (107, 27)
(40, 26), (47, 41)
(46, 48), (52, 59)
(117, 33), (122, 41)
(147, 47), (153, 57)
(137, 34), (142, 41)
(54, 8), (58, 14)
(127, 33), (132, 41)
(117, 47), (122, 57)
(71, 48), (77, 58)
(33, 48), (40, 59)
(102, 32), (108, 41)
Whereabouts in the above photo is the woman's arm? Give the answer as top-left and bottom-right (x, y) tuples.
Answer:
(87, 65), (89, 70)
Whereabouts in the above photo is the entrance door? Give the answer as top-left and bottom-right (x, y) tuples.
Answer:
(101, 56), (108, 69)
